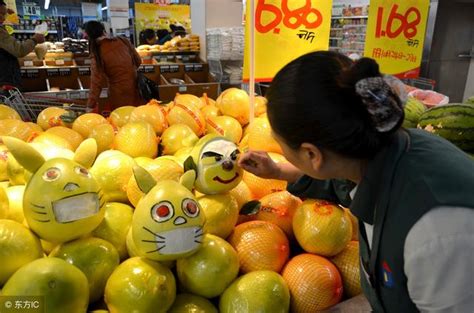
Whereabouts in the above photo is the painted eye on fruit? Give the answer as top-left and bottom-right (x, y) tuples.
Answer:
(74, 166), (90, 177)
(151, 201), (174, 223)
(230, 149), (240, 161)
(42, 167), (61, 182)
(182, 198), (199, 218)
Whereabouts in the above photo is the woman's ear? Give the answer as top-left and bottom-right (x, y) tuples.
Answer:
(300, 142), (323, 172)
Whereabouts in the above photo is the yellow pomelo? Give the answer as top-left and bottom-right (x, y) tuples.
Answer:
(0, 144), (9, 181)
(176, 93), (205, 110)
(26, 122), (44, 134)
(330, 241), (362, 298)
(0, 119), (34, 142)
(114, 122), (158, 158)
(345, 208), (359, 241)
(0, 186), (9, 218)
(0, 219), (43, 285)
(125, 228), (138, 258)
(46, 126), (84, 150)
(173, 147), (193, 166)
(293, 199), (352, 257)
(30, 132), (74, 151)
(72, 113), (108, 138)
(220, 271), (290, 313)
(127, 157), (183, 207)
(0, 104), (21, 120)
(239, 133), (249, 152)
(201, 104), (220, 120)
(168, 293), (218, 313)
(92, 202), (134, 260)
(161, 124), (199, 155)
(206, 115), (243, 144)
(89, 123), (116, 154)
(36, 107), (68, 130)
(95, 149), (123, 163)
(41, 239), (58, 254)
(197, 194), (239, 239)
(50, 237), (120, 303)
(229, 180), (254, 210)
(254, 96), (267, 117)
(167, 101), (206, 137)
(200, 93), (217, 107)
(5, 185), (25, 223)
(177, 234), (239, 298)
(247, 117), (282, 154)
(243, 153), (288, 200)
(6, 152), (25, 185)
(216, 88), (250, 126)
(282, 254), (343, 311)
(30, 142), (75, 160)
(2, 257), (89, 313)
(108, 106), (135, 128)
(129, 103), (168, 135)
(105, 257), (176, 313)
(90, 151), (135, 203)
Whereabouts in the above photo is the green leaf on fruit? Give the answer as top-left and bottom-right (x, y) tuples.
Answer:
(240, 200), (261, 216)
(183, 156), (197, 173)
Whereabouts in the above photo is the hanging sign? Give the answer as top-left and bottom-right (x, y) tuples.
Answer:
(134, 3), (191, 39)
(363, 0), (430, 78)
(243, 0), (333, 82)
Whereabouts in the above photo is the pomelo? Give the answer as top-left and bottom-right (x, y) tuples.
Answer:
(167, 100), (206, 137)
(90, 151), (135, 203)
(72, 113), (108, 138)
(345, 208), (359, 241)
(0, 104), (21, 120)
(30, 132), (74, 151)
(0, 144), (9, 181)
(92, 202), (134, 260)
(282, 254), (343, 312)
(50, 237), (120, 303)
(254, 95), (267, 117)
(197, 193), (239, 239)
(293, 199), (352, 257)
(161, 124), (199, 155)
(168, 293), (218, 313)
(5, 185), (25, 223)
(46, 126), (84, 151)
(175, 93), (205, 110)
(108, 106), (135, 128)
(176, 234), (239, 298)
(2, 257), (89, 313)
(26, 122), (44, 134)
(200, 93), (216, 108)
(247, 116), (282, 154)
(0, 219), (43, 285)
(0, 119), (34, 142)
(89, 123), (116, 154)
(228, 220), (289, 273)
(255, 191), (302, 240)
(104, 257), (176, 313)
(36, 107), (68, 130)
(220, 270), (290, 313)
(206, 115), (243, 144)
(330, 241), (362, 298)
(216, 88), (250, 126)
(129, 103), (168, 135)
(114, 122), (158, 158)
(0, 185), (8, 218)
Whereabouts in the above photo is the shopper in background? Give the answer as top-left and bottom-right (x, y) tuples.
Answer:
(0, 0), (45, 88)
(239, 51), (474, 313)
(84, 21), (145, 113)
(139, 28), (157, 46)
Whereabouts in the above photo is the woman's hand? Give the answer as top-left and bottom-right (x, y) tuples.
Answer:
(238, 150), (304, 183)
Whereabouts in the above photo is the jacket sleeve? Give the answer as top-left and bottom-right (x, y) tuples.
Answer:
(87, 57), (106, 107)
(287, 175), (355, 207)
(0, 28), (36, 58)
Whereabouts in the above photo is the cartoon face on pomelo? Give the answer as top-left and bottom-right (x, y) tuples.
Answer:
(132, 168), (205, 261)
(185, 134), (242, 195)
(3, 136), (105, 243)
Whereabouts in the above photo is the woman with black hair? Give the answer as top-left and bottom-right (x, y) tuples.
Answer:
(239, 51), (474, 312)
(139, 28), (157, 46)
(84, 21), (145, 112)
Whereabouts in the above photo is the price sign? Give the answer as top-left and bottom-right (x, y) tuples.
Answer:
(364, 0), (429, 78)
(243, 0), (333, 82)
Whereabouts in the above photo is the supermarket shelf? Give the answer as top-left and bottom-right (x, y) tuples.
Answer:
(331, 28), (343, 30)
(13, 29), (58, 34)
(330, 37), (343, 40)
(332, 16), (368, 19)
(343, 25), (367, 28)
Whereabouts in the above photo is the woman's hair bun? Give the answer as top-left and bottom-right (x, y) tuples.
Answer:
(340, 57), (381, 88)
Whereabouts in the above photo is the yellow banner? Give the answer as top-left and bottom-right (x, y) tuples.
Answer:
(134, 3), (190, 37)
(363, 0), (430, 78)
(243, 0), (333, 82)
(4, 0), (19, 25)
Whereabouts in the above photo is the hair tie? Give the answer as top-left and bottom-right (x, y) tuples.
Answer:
(355, 76), (404, 133)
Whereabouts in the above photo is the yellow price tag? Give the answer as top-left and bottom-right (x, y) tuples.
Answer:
(363, 0), (430, 78)
(5, 25), (14, 35)
(243, 0), (333, 82)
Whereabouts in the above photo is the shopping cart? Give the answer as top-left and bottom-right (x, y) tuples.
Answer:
(0, 85), (88, 122)
(402, 77), (436, 91)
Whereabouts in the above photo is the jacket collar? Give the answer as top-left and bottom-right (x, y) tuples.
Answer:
(350, 130), (409, 224)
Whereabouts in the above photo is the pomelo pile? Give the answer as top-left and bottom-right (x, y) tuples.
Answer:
(0, 90), (362, 313)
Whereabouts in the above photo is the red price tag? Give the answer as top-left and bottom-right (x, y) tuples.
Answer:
(375, 5), (421, 39)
